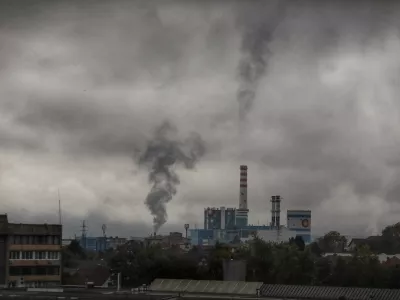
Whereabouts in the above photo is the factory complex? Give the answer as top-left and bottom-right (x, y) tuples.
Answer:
(188, 165), (312, 246)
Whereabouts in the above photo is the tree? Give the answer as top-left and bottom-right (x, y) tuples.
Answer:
(67, 240), (86, 259)
(381, 223), (400, 254)
(309, 241), (322, 257)
(317, 231), (347, 253)
(102, 221), (400, 289)
(289, 236), (305, 251)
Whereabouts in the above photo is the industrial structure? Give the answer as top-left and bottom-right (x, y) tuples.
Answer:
(189, 165), (312, 246)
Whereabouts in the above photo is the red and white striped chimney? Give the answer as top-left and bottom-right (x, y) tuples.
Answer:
(239, 165), (248, 210)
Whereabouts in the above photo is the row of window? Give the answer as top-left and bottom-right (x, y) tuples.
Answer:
(9, 266), (60, 276)
(9, 251), (60, 260)
(10, 235), (60, 245)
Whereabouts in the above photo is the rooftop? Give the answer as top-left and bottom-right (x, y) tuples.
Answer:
(0, 214), (61, 235)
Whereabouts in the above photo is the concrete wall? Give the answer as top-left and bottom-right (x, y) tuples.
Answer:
(222, 259), (246, 281)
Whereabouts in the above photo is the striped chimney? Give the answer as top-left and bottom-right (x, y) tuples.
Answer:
(239, 165), (248, 210)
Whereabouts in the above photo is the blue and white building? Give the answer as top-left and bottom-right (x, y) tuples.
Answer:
(287, 210), (312, 243)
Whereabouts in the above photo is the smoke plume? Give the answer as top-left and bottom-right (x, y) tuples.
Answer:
(237, 2), (286, 122)
(138, 121), (206, 232)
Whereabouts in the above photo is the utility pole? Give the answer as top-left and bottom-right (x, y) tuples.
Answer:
(102, 224), (107, 252)
(117, 273), (121, 292)
(58, 189), (62, 225)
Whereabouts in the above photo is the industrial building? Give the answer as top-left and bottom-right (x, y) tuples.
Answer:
(189, 165), (312, 246)
(0, 214), (62, 288)
(77, 236), (127, 252)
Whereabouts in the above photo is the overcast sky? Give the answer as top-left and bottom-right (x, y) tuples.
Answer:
(1, 0), (400, 238)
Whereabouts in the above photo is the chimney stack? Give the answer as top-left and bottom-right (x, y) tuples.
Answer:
(239, 165), (248, 210)
(270, 195), (281, 228)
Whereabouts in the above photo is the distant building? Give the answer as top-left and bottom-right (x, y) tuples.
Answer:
(77, 236), (127, 252)
(106, 237), (127, 249)
(62, 238), (74, 247)
(0, 214), (62, 288)
(204, 207), (236, 230)
(144, 232), (190, 250)
(189, 226), (298, 246)
(347, 236), (382, 252)
(78, 236), (107, 252)
(287, 210), (312, 243)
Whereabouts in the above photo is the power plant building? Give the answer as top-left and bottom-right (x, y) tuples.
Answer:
(189, 165), (312, 246)
(204, 207), (236, 230)
(287, 210), (312, 243)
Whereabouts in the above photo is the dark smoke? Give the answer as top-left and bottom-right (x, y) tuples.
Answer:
(137, 121), (206, 232)
(237, 2), (286, 121)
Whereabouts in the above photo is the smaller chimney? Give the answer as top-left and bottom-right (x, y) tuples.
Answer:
(154, 232), (156, 237)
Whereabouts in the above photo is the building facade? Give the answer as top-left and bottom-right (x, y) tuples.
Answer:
(287, 210), (312, 243)
(204, 207), (236, 230)
(77, 236), (127, 252)
(0, 214), (62, 288)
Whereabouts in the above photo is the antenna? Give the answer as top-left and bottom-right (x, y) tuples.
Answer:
(58, 189), (62, 225)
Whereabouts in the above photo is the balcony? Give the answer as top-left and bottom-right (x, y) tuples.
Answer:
(9, 244), (61, 251)
(8, 275), (60, 282)
(9, 260), (60, 267)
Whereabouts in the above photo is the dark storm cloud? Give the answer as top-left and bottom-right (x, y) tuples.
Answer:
(2, 0), (400, 236)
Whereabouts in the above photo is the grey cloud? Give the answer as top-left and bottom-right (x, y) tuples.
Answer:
(2, 0), (400, 236)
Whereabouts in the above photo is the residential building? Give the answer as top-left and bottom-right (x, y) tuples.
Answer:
(0, 214), (62, 288)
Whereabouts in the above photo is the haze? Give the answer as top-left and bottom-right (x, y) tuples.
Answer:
(1, 0), (400, 238)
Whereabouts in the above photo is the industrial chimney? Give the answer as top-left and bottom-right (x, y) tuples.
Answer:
(270, 195), (281, 228)
(239, 165), (248, 210)
(236, 165), (249, 228)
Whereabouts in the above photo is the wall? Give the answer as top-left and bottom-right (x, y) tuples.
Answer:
(223, 259), (246, 281)
(0, 235), (7, 287)
(257, 228), (297, 243)
(287, 210), (312, 243)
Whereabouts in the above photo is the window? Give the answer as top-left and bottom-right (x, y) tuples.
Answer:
(13, 235), (21, 244)
(28, 235), (34, 244)
(21, 251), (33, 259)
(36, 251), (46, 259)
(21, 235), (28, 244)
(53, 236), (60, 245)
(47, 236), (53, 245)
(48, 251), (59, 260)
(9, 251), (20, 260)
(38, 236), (45, 244)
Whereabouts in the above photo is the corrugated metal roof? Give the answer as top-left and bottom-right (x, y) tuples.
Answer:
(260, 284), (400, 300)
(151, 279), (263, 295)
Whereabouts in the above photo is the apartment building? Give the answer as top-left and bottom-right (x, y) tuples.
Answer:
(0, 214), (62, 288)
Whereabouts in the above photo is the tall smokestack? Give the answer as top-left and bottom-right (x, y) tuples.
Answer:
(271, 196), (276, 227)
(270, 195), (281, 228)
(239, 165), (248, 210)
(276, 195), (281, 228)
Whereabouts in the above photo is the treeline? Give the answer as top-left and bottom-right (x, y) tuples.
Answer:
(64, 222), (400, 288)
(106, 226), (400, 288)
